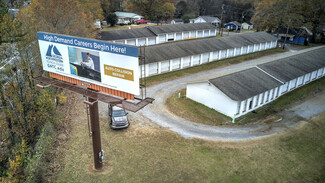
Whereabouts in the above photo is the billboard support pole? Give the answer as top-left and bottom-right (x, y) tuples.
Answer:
(87, 97), (103, 169)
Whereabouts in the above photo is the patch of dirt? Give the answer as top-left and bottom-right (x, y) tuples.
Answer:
(87, 162), (113, 175)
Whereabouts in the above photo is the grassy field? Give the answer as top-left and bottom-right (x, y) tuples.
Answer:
(166, 89), (232, 125)
(143, 48), (288, 87)
(165, 75), (325, 126)
(55, 96), (325, 182)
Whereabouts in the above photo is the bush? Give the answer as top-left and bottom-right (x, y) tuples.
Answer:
(128, 22), (132, 25)
(119, 23), (125, 26)
(106, 13), (118, 27)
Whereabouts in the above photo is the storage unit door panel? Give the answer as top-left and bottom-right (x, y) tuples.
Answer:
(126, 39), (136, 45)
(183, 32), (189, 39)
(175, 33), (182, 40)
(172, 59), (181, 70)
(289, 79), (296, 90)
(158, 35), (166, 43)
(236, 48), (241, 55)
(281, 83), (288, 93)
(148, 38), (156, 45)
(190, 31), (196, 38)
(160, 61), (170, 73)
(138, 38), (146, 46)
(311, 71), (317, 80)
(220, 50), (227, 59)
(255, 44), (260, 51)
(148, 63), (158, 75)
(305, 73), (311, 83)
(182, 57), (191, 68)
(297, 76), (304, 86)
(204, 30), (209, 37)
(213, 51), (219, 60)
(202, 53), (209, 63)
(242, 46), (247, 54)
(261, 43), (265, 50)
(115, 40), (124, 44)
(192, 55), (200, 65)
(228, 49), (234, 57)
(248, 45), (254, 53)
(197, 31), (203, 37)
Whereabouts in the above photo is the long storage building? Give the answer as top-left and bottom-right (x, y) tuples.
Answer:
(186, 46), (325, 118)
(100, 23), (217, 46)
(140, 32), (278, 77)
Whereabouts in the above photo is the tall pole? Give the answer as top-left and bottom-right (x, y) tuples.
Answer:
(88, 97), (103, 169)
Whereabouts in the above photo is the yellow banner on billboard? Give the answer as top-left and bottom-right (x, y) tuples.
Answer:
(104, 64), (134, 81)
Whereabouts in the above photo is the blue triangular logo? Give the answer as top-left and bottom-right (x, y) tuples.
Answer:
(46, 45), (61, 56)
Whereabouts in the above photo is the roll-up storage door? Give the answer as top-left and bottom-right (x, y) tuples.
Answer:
(148, 63), (158, 75)
(192, 55), (200, 65)
(160, 61), (170, 73)
(172, 58), (181, 70)
(182, 56), (191, 68)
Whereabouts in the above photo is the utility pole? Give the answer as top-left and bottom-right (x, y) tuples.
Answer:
(219, 4), (225, 37)
(84, 97), (103, 169)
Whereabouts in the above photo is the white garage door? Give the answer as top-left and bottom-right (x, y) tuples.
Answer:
(297, 76), (304, 86)
(260, 43), (265, 50)
(197, 31), (203, 38)
(148, 63), (158, 75)
(190, 31), (196, 38)
(175, 33), (182, 40)
(281, 83), (289, 93)
(115, 40), (124, 44)
(161, 61), (170, 73)
(126, 39), (136, 46)
(202, 53), (209, 63)
(236, 48), (241, 55)
(172, 59), (181, 70)
(242, 46), (248, 54)
(182, 56), (191, 68)
(213, 51), (219, 60)
(148, 37), (156, 45)
(183, 32), (189, 39)
(192, 55), (200, 65)
(228, 49), (234, 57)
(138, 38), (146, 46)
(204, 30), (209, 37)
(220, 50), (227, 59)
(167, 33), (174, 40)
(158, 34), (166, 43)
(305, 73), (311, 83)
(210, 29), (216, 36)
(311, 71), (317, 80)
(318, 68), (324, 78)
(289, 79), (296, 90)
(248, 45), (254, 53)
(254, 44), (260, 51)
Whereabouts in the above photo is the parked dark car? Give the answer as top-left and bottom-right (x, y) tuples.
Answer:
(108, 104), (129, 129)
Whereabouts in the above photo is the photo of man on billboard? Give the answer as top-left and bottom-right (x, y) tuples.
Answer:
(69, 47), (101, 82)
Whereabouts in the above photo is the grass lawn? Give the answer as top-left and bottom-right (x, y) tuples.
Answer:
(143, 48), (288, 87)
(55, 95), (325, 182)
(166, 89), (232, 125)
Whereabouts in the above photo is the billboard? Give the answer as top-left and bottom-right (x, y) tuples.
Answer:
(37, 32), (139, 95)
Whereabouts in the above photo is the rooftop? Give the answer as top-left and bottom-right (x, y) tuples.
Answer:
(208, 67), (283, 101)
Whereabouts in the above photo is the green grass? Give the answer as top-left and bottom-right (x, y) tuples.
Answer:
(166, 89), (232, 125)
(55, 98), (325, 182)
(237, 76), (325, 124)
(143, 48), (288, 87)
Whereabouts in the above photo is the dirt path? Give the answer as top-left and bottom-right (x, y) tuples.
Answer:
(135, 47), (325, 141)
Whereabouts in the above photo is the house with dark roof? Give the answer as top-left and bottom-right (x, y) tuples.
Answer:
(224, 21), (242, 31)
(274, 27), (312, 45)
(171, 19), (184, 24)
(139, 32), (277, 77)
(186, 46), (325, 118)
(100, 23), (217, 46)
(189, 16), (220, 25)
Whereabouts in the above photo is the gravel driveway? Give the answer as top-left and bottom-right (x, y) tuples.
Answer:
(134, 48), (325, 141)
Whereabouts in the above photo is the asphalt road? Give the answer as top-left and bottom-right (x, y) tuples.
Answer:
(133, 47), (325, 141)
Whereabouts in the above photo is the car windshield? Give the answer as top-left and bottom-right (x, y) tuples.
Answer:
(112, 110), (126, 117)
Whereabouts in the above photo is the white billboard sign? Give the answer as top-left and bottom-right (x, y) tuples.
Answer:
(37, 32), (139, 95)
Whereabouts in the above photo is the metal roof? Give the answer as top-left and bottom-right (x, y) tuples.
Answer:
(100, 28), (156, 40)
(100, 23), (216, 41)
(257, 46), (325, 82)
(115, 12), (142, 18)
(208, 67), (283, 101)
(142, 32), (277, 64)
(200, 16), (220, 23)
